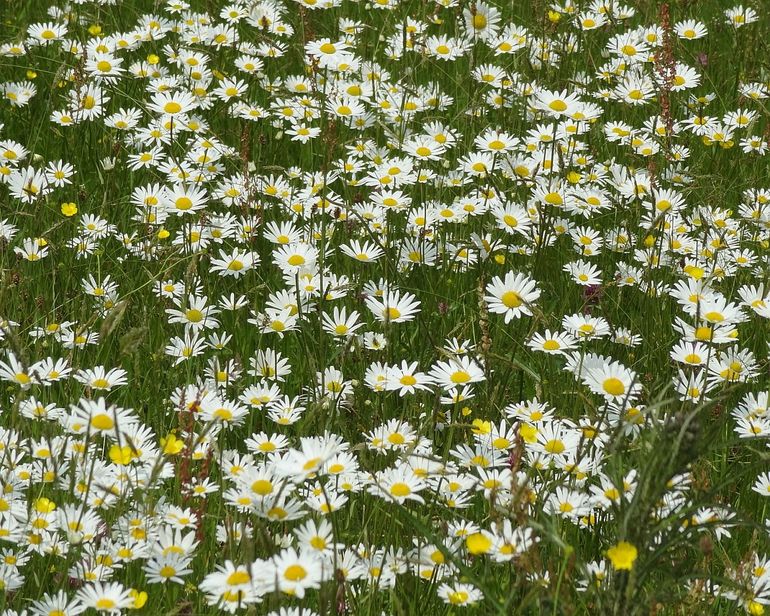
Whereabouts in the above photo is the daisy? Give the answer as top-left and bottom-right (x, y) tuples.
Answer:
(403, 136), (447, 161)
(583, 361), (642, 403)
(270, 548), (326, 598)
(570, 227), (603, 256)
(149, 90), (198, 117)
(614, 71), (655, 105)
(385, 361), (433, 396)
(76, 581), (133, 613)
(752, 472), (770, 497)
(340, 239), (384, 263)
(44, 160), (75, 187)
(725, 5), (758, 27)
(252, 308), (299, 338)
(670, 341), (711, 367)
(286, 123), (321, 143)
(365, 290), (421, 324)
(198, 561), (262, 611)
(264, 221), (303, 245)
(475, 129), (516, 153)
(0, 352), (37, 388)
(86, 53), (124, 81)
(68, 398), (136, 436)
(273, 243), (318, 273)
(534, 421), (581, 461)
(430, 356), (485, 390)
(74, 366), (128, 391)
(321, 307), (365, 338)
(463, 0), (501, 40)
(564, 259), (602, 286)
(245, 431), (290, 455)
(27, 21), (67, 44)
(527, 330), (578, 355)
(166, 295), (221, 331)
(492, 202), (532, 237)
(532, 89), (583, 117)
(425, 35), (468, 61)
(562, 313), (612, 339)
(210, 248), (258, 277)
(369, 464), (428, 504)
(305, 38), (351, 68)
(485, 271), (541, 323)
(675, 19), (708, 40)
(8, 166), (49, 203)
(144, 553), (193, 584)
(29, 590), (83, 616)
(165, 184), (208, 216)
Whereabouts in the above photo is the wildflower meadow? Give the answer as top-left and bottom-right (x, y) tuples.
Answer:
(2, 0), (770, 613)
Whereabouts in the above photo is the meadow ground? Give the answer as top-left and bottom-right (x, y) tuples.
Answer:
(1, 0), (770, 614)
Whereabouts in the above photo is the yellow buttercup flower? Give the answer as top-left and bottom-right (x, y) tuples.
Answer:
(160, 433), (185, 455)
(109, 445), (134, 465)
(606, 541), (638, 570)
(129, 589), (148, 609)
(61, 202), (78, 217)
(466, 532), (493, 555)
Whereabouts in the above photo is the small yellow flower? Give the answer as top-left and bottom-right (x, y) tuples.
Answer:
(160, 433), (185, 455)
(466, 532), (492, 555)
(109, 445), (134, 465)
(683, 264), (705, 280)
(129, 589), (148, 609)
(566, 171), (582, 184)
(88, 24), (102, 36)
(606, 541), (638, 570)
(548, 10), (562, 23)
(34, 497), (56, 513)
(157, 228), (170, 240)
(471, 419), (491, 435)
(26, 70), (37, 80)
(494, 253), (506, 265)
(748, 600), (765, 615)
(519, 423), (538, 444)
(61, 202), (78, 217)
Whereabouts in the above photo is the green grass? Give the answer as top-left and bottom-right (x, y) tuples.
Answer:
(1, 0), (770, 614)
